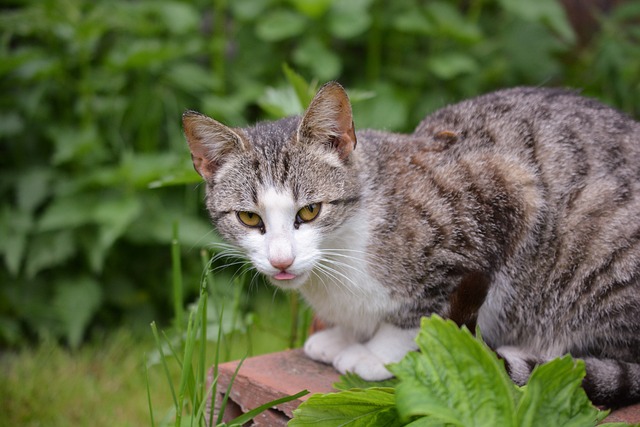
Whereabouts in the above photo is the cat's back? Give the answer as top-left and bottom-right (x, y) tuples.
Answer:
(357, 87), (640, 333)
(410, 87), (640, 203)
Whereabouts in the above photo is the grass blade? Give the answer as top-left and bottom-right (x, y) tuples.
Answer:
(144, 353), (156, 427)
(151, 322), (178, 409)
(210, 304), (225, 427)
(216, 355), (247, 426)
(227, 389), (310, 426)
(177, 310), (197, 426)
(172, 221), (184, 330)
(161, 330), (183, 369)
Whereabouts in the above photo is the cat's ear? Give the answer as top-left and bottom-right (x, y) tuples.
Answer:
(182, 111), (247, 180)
(298, 81), (357, 160)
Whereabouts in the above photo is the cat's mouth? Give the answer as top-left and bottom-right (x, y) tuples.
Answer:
(267, 270), (310, 290)
(273, 271), (297, 280)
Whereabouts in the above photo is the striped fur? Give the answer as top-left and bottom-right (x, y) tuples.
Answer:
(184, 83), (640, 407)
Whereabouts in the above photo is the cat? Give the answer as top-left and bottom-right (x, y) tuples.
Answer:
(183, 82), (640, 408)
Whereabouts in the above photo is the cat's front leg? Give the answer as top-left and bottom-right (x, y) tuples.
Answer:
(333, 323), (419, 381)
(304, 326), (355, 364)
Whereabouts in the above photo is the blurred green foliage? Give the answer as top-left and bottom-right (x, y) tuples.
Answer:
(1, 0), (639, 348)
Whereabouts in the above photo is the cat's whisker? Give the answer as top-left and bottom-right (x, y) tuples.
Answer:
(318, 248), (385, 270)
(313, 261), (363, 298)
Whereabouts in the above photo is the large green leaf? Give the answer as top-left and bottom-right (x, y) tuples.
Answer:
(53, 276), (103, 349)
(516, 356), (605, 427)
(498, 0), (575, 44)
(25, 230), (77, 278)
(255, 9), (307, 42)
(333, 372), (398, 391)
(389, 316), (518, 426)
(290, 387), (402, 427)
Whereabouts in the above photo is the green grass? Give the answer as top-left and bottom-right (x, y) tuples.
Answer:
(0, 288), (303, 427)
(0, 330), (167, 427)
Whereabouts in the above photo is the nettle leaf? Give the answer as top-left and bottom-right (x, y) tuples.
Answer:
(328, 0), (373, 39)
(293, 36), (342, 81)
(288, 0), (333, 19)
(53, 276), (103, 349)
(389, 316), (518, 426)
(497, 0), (575, 44)
(25, 230), (77, 278)
(290, 387), (402, 427)
(257, 85), (304, 119)
(333, 371), (398, 391)
(516, 356), (604, 427)
(255, 9), (307, 42)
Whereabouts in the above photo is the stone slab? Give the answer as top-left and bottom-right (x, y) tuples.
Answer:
(207, 349), (640, 425)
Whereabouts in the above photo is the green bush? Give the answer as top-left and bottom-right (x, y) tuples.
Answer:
(1, 0), (639, 348)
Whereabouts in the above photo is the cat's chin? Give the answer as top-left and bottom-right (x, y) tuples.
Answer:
(267, 271), (310, 290)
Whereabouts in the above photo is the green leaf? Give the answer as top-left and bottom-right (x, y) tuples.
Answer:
(393, 11), (435, 35)
(427, 53), (478, 80)
(255, 9), (307, 42)
(516, 356), (604, 427)
(25, 230), (77, 278)
(282, 63), (316, 109)
(333, 371), (398, 391)
(352, 83), (408, 131)
(53, 276), (103, 349)
(16, 168), (52, 213)
(498, 0), (575, 44)
(293, 36), (342, 81)
(328, 0), (373, 39)
(389, 316), (518, 426)
(290, 387), (402, 427)
(85, 195), (142, 272)
(424, 2), (482, 43)
(0, 206), (33, 276)
(257, 85), (304, 119)
(156, 1), (199, 35)
(288, 0), (333, 18)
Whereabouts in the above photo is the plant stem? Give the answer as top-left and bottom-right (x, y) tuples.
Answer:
(172, 221), (184, 331)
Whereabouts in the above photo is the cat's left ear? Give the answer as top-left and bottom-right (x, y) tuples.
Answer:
(298, 81), (357, 160)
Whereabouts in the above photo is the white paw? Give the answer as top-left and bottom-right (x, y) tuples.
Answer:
(333, 344), (394, 381)
(304, 327), (352, 364)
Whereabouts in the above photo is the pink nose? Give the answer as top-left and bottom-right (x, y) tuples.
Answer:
(270, 257), (294, 271)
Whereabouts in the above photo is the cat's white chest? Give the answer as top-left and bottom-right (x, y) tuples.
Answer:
(300, 214), (398, 340)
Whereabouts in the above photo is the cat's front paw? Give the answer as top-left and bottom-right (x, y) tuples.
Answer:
(333, 344), (394, 381)
(304, 327), (352, 364)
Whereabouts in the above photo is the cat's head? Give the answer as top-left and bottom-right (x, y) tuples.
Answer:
(183, 82), (361, 290)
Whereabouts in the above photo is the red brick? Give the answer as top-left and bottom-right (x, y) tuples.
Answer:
(207, 349), (339, 426)
(207, 349), (640, 425)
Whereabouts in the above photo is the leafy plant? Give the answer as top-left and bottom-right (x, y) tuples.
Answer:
(291, 316), (630, 427)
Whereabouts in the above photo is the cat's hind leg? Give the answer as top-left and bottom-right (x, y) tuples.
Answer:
(497, 346), (640, 407)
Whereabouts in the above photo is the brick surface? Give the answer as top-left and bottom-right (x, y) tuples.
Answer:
(207, 349), (640, 425)
(207, 349), (339, 426)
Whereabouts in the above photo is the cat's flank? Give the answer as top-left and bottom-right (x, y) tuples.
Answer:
(184, 82), (640, 407)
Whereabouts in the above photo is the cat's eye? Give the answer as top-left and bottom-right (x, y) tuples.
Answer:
(296, 203), (321, 224)
(237, 211), (263, 228)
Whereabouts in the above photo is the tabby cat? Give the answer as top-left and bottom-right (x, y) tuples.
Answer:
(183, 82), (640, 407)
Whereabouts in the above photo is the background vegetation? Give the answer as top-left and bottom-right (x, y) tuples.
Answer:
(1, 0), (639, 425)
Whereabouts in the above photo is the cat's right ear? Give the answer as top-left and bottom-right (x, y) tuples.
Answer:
(182, 111), (247, 180)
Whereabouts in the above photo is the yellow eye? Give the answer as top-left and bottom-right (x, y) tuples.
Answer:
(237, 211), (263, 228)
(296, 203), (321, 223)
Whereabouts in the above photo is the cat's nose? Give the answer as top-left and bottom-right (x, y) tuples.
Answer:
(270, 257), (294, 271)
